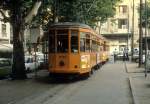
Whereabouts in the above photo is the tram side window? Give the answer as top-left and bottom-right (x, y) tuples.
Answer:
(86, 39), (90, 52)
(57, 30), (68, 53)
(49, 30), (55, 53)
(80, 32), (86, 52)
(85, 33), (90, 52)
(104, 42), (106, 51)
(100, 46), (103, 51)
(80, 39), (85, 52)
(92, 40), (97, 52)
(71, 30), (78, 53)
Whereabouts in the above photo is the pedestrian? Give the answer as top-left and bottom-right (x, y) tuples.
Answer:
(113, 49), (117, 62)
(123, 48), (129, 61)
(123, 51), (126, 61)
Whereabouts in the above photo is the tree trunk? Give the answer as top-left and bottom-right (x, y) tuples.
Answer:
(11, 24), (27, 79)
(11, 2), (27, 79)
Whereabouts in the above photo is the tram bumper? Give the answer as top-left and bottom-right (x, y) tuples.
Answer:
(49, 68), (90, 75)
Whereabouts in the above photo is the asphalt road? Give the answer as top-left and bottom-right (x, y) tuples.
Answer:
(0, 61), (133, 104)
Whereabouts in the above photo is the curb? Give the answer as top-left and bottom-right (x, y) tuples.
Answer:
(128, 77), (139, 104)
(125, 61), (139, 104)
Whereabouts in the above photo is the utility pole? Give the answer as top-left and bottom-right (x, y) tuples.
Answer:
(127, 6), (130, 55)
(131, 0), (135, 61)
(139, 0), (143, 67)
(144, 0), (148, 77)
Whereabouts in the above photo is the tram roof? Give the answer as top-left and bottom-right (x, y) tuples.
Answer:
(48, 22), (107, 41)
(49, 22), (92, 29)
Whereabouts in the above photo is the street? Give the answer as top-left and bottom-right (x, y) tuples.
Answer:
(0, 61), (134, 104)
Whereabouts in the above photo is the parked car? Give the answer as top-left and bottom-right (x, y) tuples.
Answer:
(0, 58), (11, 78)
(25, 56), (39, 72)
(135, 54), (145, 64)
(35, 53), (44, 68)
(117, 52), (123, 60)
(32, 52), (45, 69)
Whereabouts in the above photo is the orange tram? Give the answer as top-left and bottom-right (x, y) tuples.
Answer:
(47, 22), (109, 77)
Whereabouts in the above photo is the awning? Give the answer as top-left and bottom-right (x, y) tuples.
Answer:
(101, 33), (132, 39)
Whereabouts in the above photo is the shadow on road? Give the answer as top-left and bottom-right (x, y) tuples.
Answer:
(34, 75), (88, 85)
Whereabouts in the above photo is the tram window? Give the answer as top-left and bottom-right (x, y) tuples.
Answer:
(100, 46), (103, 51)
(86, 39), (90, 52)
(86, 34), (90, 39)
(103, 42), (106, 51)
(49, 30), (55, 53)
(57, 30), (68, 53)
(80, 39), (85, 52)
(92, 40), (97, 52)
(80, 32), (86, 38)
(71, 30), (78, 53)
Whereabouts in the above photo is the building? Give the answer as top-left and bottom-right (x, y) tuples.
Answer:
(99, 0), (140, 55)
(0, 10), (12, 52)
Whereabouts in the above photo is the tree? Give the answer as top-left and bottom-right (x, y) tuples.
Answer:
(138, 0), (150, 27)
(53, 0), (120, 28)
(0, 0), (43, 79)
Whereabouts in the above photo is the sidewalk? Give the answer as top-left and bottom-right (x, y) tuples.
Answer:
(126, 61), (150, 104)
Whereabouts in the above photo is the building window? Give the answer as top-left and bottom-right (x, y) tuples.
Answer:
(2, 24), (7, 37)
(118, 19), (128, 29)
(119, 5), (127, 14)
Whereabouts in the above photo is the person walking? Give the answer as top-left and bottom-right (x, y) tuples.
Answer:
(113, 49), (117, 62)
(123, 48), (129, 61)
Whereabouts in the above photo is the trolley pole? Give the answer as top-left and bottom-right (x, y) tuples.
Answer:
(139, 0), (143, 67)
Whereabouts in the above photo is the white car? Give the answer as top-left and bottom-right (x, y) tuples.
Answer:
(135, 54), (145, 64)
(25, 56), (39, 72)
(33, 52), (45, 69)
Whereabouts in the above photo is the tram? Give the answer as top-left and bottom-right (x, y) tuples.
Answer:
(47, 22), (109, 77)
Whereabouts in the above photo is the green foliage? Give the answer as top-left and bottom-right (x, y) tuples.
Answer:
(138, 1), (150, 27)
(0, 0), (120, 28)
(54, 0), (120, 27)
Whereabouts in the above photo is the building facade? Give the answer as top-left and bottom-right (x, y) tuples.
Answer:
(0, 11), (11, 44)
(0, 10), (12, 51)
(99, 0), (140, 55)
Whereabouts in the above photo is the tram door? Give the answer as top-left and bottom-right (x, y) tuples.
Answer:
(69, 30), (80, 70)
(55, 30), (69, 69)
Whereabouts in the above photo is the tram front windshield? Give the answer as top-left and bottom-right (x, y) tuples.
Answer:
(57, 30), (68, 53)
(49, 29), (80, 53)
(49, 30), (68, 53)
